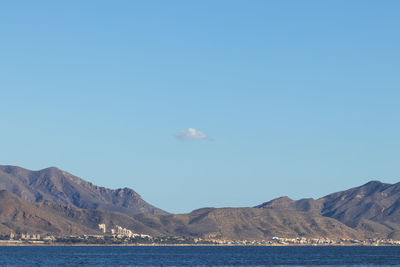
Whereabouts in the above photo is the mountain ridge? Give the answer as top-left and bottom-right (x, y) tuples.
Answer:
(0, 165), (168, 216)
(256, 180), (400, 238)
(1, 164), (400, 240)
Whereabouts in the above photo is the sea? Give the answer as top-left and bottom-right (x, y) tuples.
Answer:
(0, 246), (399, 266)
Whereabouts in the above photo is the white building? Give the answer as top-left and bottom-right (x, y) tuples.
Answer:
(98, 224), (106, 233)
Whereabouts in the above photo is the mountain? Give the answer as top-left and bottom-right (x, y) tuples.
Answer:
(0, 190), (164, 236)
(0, 189), (362, 240)
(0, 190), (94, 235)
(256, 180), (400, 238)
(2, 164), (400, 240)
(319, 181), (395, 225)
(0, 165), (168, 216)
(255, 196), (322, 212)
(132, 207), (362, 240)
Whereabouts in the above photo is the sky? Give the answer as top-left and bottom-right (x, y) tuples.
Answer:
(1, 1), (400, 213)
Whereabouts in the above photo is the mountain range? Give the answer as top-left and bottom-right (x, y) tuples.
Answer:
(1, 165), (400, 240)
(0, 165), (167, 216)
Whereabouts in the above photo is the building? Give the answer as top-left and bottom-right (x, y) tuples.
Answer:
(98, 223), (106, 233)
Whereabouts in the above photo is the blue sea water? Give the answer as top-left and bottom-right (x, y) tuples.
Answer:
(0, 246), (399, 266)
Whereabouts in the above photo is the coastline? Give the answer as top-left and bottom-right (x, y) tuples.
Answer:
(0, 242), (389, 247)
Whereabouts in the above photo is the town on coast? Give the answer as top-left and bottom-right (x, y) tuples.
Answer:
(1, 224), (400, 246)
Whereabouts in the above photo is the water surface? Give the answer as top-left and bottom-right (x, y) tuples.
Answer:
(0, 246), (399, 266)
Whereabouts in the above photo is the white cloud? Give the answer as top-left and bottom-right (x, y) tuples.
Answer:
(176, 128), (210, 141)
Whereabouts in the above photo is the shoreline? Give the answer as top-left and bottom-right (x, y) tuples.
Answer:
(0, 242), (391, 247)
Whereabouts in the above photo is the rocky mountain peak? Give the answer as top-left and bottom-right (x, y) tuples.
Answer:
(0, 165), (168, 216)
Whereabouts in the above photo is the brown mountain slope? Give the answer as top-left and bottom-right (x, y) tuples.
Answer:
(256, 196), (322, 213)
(0, 190), (164, 236)
(132, 207), (363, 240)
(0, 165), (167, 216)
(0, 190), (95, 235)
(319, 181), (396, 226)
(36, 199), (163, 237)
(256, 181), (400, 237)
(4, 187), (361, 240)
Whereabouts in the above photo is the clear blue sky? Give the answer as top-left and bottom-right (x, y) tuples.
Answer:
(1, 1), (399, 213)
